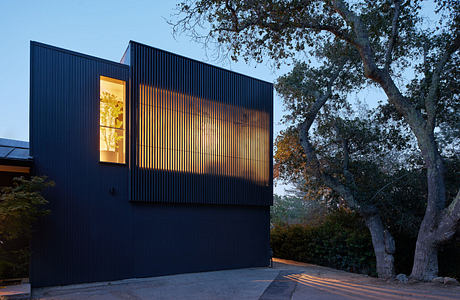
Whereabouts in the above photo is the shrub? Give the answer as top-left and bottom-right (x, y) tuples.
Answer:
(270, 194), (327, 226)
(438, 238), (460, 280)
(0, 176), (54, 279)
(272, 208), (460, 280)
(271, 209), (376, 276)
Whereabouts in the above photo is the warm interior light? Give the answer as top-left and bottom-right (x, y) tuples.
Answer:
(138, 85), (270, 185)
(100, 76), (126, 163)
(0, 165), (30, 173)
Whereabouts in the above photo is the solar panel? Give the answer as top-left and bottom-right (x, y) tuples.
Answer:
(0, 138), (31, 160)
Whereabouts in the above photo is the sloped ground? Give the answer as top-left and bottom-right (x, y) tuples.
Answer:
(31, 268), (278, 300)
(24, 258), (460, 299)
(266, 258), (460, 300)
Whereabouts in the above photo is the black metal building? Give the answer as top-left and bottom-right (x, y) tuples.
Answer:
(29, 41), (273, 287)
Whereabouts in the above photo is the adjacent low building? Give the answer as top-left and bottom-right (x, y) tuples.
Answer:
(0, 138), (31, 186)
(29, 41), (273, 287)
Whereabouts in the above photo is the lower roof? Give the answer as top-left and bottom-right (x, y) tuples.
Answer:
(0, 138), (31, 162)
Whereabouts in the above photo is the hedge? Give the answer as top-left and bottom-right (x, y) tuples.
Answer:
(271, 209), (376, 276)
(271, 209), (460, 280)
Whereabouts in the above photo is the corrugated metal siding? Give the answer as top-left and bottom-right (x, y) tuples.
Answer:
(29, 42), (271, 288)
(129, 42), (273, 206)
(29, 42), (131, 286)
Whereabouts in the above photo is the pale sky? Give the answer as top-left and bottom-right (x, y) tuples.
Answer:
(0, 0), (295, 140)
(0, 1), (437, 195)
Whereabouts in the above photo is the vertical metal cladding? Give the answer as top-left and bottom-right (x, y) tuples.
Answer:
(29, 41), (271, 288)
(30, 42), (130, 287)
(129, 42), (273, 206)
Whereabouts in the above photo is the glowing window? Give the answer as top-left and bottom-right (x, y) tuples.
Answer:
(99, 76), (126, 164)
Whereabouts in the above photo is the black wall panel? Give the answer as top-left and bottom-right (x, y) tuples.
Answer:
(29, 42), (271, 288)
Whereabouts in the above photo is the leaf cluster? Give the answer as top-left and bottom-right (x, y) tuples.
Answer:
(0, 176), (54, 242)
(174, 0), (426, 70)
(271, 194), (327, 226)
(271, 209), (376, 275)
(174, 0), (459, 147)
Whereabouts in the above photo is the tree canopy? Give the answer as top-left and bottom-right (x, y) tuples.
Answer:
(173, 0), (459, 281)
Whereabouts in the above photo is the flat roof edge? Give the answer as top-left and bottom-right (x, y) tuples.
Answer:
(30, 41), (129, 69)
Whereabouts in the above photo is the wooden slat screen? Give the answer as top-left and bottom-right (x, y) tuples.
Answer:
(138, 85), (270, 185)
(129, 42), (273, 205)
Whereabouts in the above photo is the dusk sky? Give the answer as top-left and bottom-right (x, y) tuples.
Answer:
(0, 0), (290, 142)
(0, 1), (436, 195)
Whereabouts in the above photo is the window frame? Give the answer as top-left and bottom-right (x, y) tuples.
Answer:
(98, 75), (128, 165)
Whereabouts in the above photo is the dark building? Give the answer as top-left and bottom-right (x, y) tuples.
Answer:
(0, 138), (31, 187)
(29, 41), (273, 287)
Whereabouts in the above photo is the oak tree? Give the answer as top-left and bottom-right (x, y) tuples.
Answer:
(173, 0), (459, 280)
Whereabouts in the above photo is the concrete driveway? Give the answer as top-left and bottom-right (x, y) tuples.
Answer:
(32, 259), (460, 300)
(32, 268), (278, 300)
(264, 259), (460, 300)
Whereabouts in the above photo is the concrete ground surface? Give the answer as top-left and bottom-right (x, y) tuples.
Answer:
(30, 258), (460, 300)
(0, 282), (30, 300)
(31, 268), (278, 300)
(268, 258), (460, 300)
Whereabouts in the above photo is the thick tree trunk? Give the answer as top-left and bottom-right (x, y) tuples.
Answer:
(346, 27), (457, 280)
(363, 212), (395, 279)
(298, 107), (396, 279)
(330, 0), (459, 281)
(411, 238), (438, 281)
(410, 139), (446, 280)
(356, 61), (449, 280)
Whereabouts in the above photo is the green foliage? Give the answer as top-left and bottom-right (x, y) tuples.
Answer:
(438, 239), (460, 280)
(271, 158), (460, 279)
(175, 0), (460, 279)
(271, 209), (460, 280)
(271, 194), (327, 226)
(392, 232), (460, 281)
(172, 1), (456, 77)
(271, 209), (376, 276)
(376, 157), (459, 239)
(0, 176), (54, 278)
(387, 158), (460, 279)
(274, 108), (412, 207)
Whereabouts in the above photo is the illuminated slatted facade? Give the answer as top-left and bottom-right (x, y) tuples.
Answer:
(138, 86), (270, 184)
(130, 42), (273, 205)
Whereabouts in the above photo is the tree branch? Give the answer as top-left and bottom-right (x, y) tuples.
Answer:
(417, 40), (430, 108)
(217, 16), (356, 47)
(330, 0), (380, 77)
(224, 0), (239, 31)
(331, 0), (430, 148)
(297, 67), (342, 179)
(297, 66), (360, 210)
(384, 0), (401, 72)
(210, 1), (358, 47)
(368, 173), (409, 203)
(342, 136), (349, 171)
(300, 67), (341, 132)
(298, 22), (357, 46)
(321, 172), (360, 209)
(435, 189), (460, 244)
(425, 34), (460, 133)
(334, 121), (356, 189)
(423, 41), (430, 79)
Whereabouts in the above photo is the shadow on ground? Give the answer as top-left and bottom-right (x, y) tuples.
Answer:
(267, 258), (460, 300)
